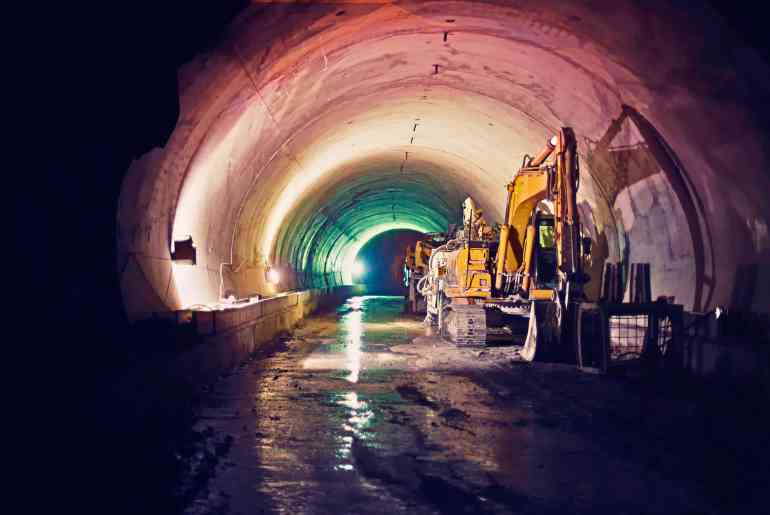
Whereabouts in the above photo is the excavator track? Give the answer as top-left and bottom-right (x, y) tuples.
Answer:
(442, 304), (487, 347)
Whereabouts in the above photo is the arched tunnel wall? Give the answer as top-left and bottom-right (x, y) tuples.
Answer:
(117, 0), (770, 322)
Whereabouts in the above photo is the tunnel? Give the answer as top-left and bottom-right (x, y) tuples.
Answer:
(43, 1), (770, 514)
(117, 0), (770, 320)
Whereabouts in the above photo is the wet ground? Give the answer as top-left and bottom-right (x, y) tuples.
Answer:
(179, 295), (768, 515)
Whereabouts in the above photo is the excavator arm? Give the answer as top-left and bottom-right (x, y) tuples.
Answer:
(495, 128), (581, 297)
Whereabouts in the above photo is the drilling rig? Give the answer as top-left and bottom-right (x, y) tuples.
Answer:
(420, 128), (590, 361)
(403, 233), (448, 314)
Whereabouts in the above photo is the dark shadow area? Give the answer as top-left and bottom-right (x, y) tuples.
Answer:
(32, 2), (248, 514)
(355, 229), (424, 294)
(467, 363), (770, 514)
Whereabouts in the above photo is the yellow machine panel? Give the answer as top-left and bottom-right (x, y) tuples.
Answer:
(465, 272), (492, 297)
(448, 246), (492, 298)
(468, 248), (487, 264)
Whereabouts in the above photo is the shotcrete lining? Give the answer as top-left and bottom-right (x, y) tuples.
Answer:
(275, 162), (471, 281)
(117, 1), (770, 319)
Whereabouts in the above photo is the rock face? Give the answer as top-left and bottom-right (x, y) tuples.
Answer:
(117, 0), (770, 320)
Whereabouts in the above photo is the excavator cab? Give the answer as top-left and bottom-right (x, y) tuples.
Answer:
(533, 215), (557, 289)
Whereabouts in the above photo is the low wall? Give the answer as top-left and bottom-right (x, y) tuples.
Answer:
(113, 285), (365, 421)
(179, 286), (364, 385)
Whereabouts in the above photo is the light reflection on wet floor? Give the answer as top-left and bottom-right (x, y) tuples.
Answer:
(303, 295), (413, 384)
(188, 296), (437, 515)
(324, 296), (416, 474)
(186, 295), (721, 515)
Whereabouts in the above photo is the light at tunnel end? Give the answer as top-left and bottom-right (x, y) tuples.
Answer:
(352, 260), (365, 279)
(340, 222), (436, 284)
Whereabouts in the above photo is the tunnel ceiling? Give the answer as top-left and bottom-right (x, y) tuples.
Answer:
(117, 0), (770, 319)
(275, 155), (465, 283)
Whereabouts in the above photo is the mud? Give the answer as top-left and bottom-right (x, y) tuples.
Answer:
(178, 295), (768, 515)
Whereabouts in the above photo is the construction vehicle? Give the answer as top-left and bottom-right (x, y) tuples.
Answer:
(420, 127), (590, 361)
(403, 233), (448, 313)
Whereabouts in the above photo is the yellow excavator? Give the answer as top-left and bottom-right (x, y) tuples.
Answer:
(420, 127), (590, 360)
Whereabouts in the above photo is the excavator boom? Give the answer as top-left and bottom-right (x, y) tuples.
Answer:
(496, 128), (582, 299)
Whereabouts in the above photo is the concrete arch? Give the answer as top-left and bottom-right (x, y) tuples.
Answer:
(117, 0), (770, 321)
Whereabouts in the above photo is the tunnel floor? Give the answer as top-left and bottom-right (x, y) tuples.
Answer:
(179, 296), (765, 515)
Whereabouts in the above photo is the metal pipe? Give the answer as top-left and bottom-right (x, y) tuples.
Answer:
(495, 224), (510, 290)
(562, 130), (579, 275)
(521, 224), (536, 292)
(496, 182), (516, 291)
(503, 182), (513, 225)
(529, 135), (558, 167)
(564, 144), (576, 225)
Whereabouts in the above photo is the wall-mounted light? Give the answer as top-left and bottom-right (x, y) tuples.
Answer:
(266, 266), (281, 285)
(171, 236), (196, 265)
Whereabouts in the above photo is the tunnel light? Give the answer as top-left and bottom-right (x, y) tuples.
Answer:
(266, 267), (281, 285)
(352, 260), (365, 278)
(339, 222), (432, 284)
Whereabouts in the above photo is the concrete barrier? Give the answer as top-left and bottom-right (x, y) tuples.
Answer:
(113, 285), (366, 419)
(188, 286), (364, 382)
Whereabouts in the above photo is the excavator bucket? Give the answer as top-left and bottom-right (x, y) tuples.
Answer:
(519, 301), (562, 361)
